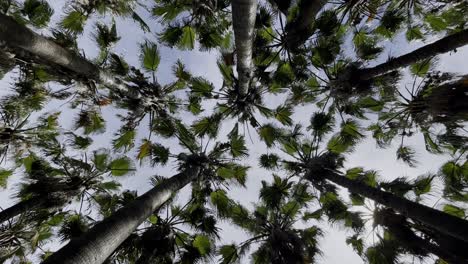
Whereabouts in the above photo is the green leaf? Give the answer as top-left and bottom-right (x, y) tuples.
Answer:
(109, 157), (133, 176)
(148, 215), (158, 224)
(443, 204), (465, 218)
(358, 97), (384, 112)
(98, 181), (121, 191)
(137, 140), (152, 161)
(140, 41), (160, 72)
(0, 169), (13, 188)
(210, 190), (231, 216)
(150, 143), (170, 165)
(425, 14), (448, 32)
(219, 244), (238, 264)
(75, 110), (105, 135)
(47, 214), (65, 226)
(191, 77), (213, 97)
(259, 154), (280, 169)
(192, 235), (211, 255)
(410, 59), (431, 77)
(22, 0), (54, 28)
(303, 209), (323, 220)
(192, 115), (220, 138)
(396, 146), (417, 167)
(406, 27), (424, 41)
(180, 26), (196, 50)
(258, 124), (280, 147)
(275, 105), (293, 126)
(60, 10), (87, 33)
(423, 131), (441, 154)
(230, 135), (248, 158)
(112, 130), (136, 152)
(93, 151), (109, 172)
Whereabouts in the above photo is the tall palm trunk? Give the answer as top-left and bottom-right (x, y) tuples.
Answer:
(284, 0), (328, 49)
(42, 168), (200, 264)
(308, 170), (468, 243)
(231, 0), (257, 96)
(358, 28), (468, 80)
(0, 196), (47, 223)
(0, 13), (126, 91)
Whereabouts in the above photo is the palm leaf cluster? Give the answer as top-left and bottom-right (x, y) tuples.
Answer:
(0, 0), (467, 264)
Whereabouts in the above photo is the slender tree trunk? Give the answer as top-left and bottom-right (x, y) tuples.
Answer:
(0, 196), (47, 223)
(42, 168), (200, 264)
(389, 224), (467, 264)
(0, 13), (127, 91)
(284, 0), (328, 49)
(358, 28), (468, 80)
(310, 171), (468, 243)
(231, 0), (257, 96)
(378, 209), (468, 264)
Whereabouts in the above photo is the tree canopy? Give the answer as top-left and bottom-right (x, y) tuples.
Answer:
(0, 0), (467, 263)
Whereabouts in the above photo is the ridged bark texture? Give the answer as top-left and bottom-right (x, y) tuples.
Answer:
(285, 0), (327, 49)
(0, 13), (128, 92)
(232, 0), (257, 95)
(0, 196), (47, 223)
(0, 13), (99, 78)
(317, 171), (468, 243)
(359, 28), (468, 80)
(42, 168), (199, 264)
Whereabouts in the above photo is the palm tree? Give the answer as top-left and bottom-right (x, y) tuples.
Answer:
(152, 0), (231, 50)
(373, 208), (468, 263)
(337, 28), (468, 91)
(284, 0), (328, 49)
(367, 72), (468, 164)
(100, 187), (219, 264)
(0, 147), (132, 223)
(232, 0), (257, 95)
(44, 123), (249, 264)
(258, 119), (468, 243)
(216, 176), (322, 263)
(0, 213), (54, 262)
(0, 13), (127, 91)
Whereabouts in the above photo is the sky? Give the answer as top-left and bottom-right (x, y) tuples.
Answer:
(0, 1), (467, 263)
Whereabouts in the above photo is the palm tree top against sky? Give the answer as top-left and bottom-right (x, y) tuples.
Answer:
(0, 0), (467, 263)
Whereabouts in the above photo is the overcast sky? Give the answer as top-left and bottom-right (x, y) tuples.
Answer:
(1, 1), (467, 263)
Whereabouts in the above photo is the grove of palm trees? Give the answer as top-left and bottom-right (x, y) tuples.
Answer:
(0, 0), (467, 263)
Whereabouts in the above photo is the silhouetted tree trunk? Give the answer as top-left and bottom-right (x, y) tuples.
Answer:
(284, 0), (328, 49)
(0, 197), (46, 223)
(306, 169), (468, 243)
(43, 168), (200, 264)
(0, 13), (126, 90)
(358, 28), (468, 80)
(376, 209), (468, 264)
(232, 0), (257, 95)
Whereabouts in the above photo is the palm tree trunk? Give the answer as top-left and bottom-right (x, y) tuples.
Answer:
(0, 13), (127, 91)
(284, 0), (328, 49)
(42, 168), (200, 264)
(358, 28), (468, 80)
(389, 224), (467, 264)
(313, 171), (468, 243)
(231, 0), (257, 96)
(0, 196), (47, 223)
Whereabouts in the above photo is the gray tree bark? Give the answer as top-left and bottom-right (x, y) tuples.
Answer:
(0, 196), (46, 223)
(284, 0), (328, 49)
(0, 13), (127, 91)
(358, 28), (468, 80)
(308, 170), (468, 243)
(42, 168), (200, 264)
(232, 0), (257, 96)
